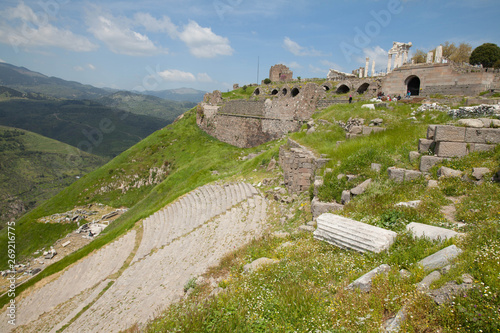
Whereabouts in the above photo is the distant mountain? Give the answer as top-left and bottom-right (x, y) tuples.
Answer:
(97, 91), (196, 122)
(0, 62), (108, 99)
(0, 125), (106, 227)
(141, 87), (206, 103)
(0, 97), (169, 157)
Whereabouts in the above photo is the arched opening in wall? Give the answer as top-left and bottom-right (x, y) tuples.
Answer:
(336, 84), (350, 94)
(406, 76), (421, 96)
(253, 88), (260, 95)
(271, 88), (279, 95)
(322, 84), (330, 91)
(282, 88), (288, 96)
(291, 87), (300, 97)
(357, 83), (370, 94)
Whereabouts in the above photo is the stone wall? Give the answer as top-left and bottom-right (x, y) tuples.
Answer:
(269, 64), (293, 82)
(197, 83), (326, 148)
(382, 63), (496, 97)
(278, 139), (330, 194)
(418, 122), (500, 172)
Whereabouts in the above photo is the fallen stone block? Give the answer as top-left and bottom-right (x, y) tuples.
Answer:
(437, 166), (463, 178)
(408, 151), (420, 163)
(62, 241), (71, 247)
(243, 258), (279, 273)
(465, 127), (500, 144)
(298, 225), (315, 232)
(427, 125), (437, 140)
(418, 139), (435, 153)
(458, 119), (484, 128)
(314, 213), (397, 253)
(361, 104), (375, 110)
(371, 163), (382, 173)
(420, 156), (445, 172)
(395, 200), (421, 208)
(388, 167), (405, 182)
(418, 245), (462, 272)
(341, 190), (351, 205)
(469, 143), (495, 153)
(405, 169), (423, 181)
(350, 126), (363, 135)
(362, 126), (373, 135)
(416, 270), (442, 291)
(435, 141), (468, 158)
(350, 179), (372, 196)
(406, 222), (459, 241)
(427, 180), (438, 188)
(472, 167), (490, 180)
(311, 197), (343, 220)
(347, 264), (391, 292)
(434, 125), (465, 142)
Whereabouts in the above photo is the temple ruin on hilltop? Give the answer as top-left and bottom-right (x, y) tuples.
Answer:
(197, 41), (500, 148)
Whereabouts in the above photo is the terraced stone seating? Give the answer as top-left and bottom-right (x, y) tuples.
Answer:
(0, 231), (136, 331)
(133, 182), (259, 262)
(65, 183), (267, 332)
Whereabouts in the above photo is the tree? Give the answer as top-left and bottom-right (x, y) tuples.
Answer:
(263, 78), (271, 85)
(412, 49), (427, 63)
(449, 43), (472, 63)
(469, 43), (500, 68)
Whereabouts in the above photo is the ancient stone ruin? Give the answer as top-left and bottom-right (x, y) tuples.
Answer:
(269, 64), (293, 82)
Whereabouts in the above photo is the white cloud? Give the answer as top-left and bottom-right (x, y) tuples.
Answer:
(197, 73), (213, 82)
(320, 60), (343, 71)
(134, 12), (178, 38)
(308, 64), (327, 74)
(285, 61), (302, 69)
(283, 37), (326, 57)
(158, 69), (196, 82)
(74, 66), (84, 71)
(0, 2), (97, 52)
(87, 13), (164, 56)
(178, 20), (233, 58)
(357, 46), (389, 73)
(87, 64), (96, 70)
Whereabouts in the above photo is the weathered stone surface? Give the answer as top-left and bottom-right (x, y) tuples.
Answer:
(437, 166), (463, 178)
(395, 200), (421, 208)
(465, 127), (500, 144)
(435, 141), (468, 158)
(427, 125), (437, 140)
(428, 179), (439, 188)
(409, 151), (421, 163)
(361, 104), (375, 110)
(405, 170), (423, 181)
(472, 167), (490, 180)
(298, 225), (316, 232)
(406, 222), (459, 241)
(370, 118), (383, 126)
(418, 139), (435, 153)
(347, 264), (391, 292)
(314, 213), (397, 253)
(429, 277), (473, 305)
(243, 258), (279, 273)
(434, 125), (465, 142)
(388, 167), (405, 182)
(418, 245), (462, 271)
(266, 157), (277, 171)
(311, 197), (343, 220)
(416, 270), (442, 291)
(350, 126), (363, 134)
(470, 143), (495, 153)
(420, 156), (445, 172)
(341, 190), (351, 205)
(350, 179), (372, 196)
(457, 119), (484, 128)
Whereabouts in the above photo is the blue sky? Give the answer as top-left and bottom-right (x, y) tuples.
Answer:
(0, 0), (498, 92)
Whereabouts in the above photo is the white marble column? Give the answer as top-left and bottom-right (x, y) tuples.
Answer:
(387, 54), (392, 73)
(371, 59), (376, 77)
(365, 57), (369, 78)
(426, 51), (434, 64)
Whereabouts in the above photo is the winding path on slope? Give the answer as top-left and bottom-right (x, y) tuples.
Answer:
(1, 182), (268, 333)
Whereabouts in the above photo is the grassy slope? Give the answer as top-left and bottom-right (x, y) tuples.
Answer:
(0, 125), (106, 227)
(143, 101), (500, 332)
(1, 98), (499, 331)
(0, 107), (282, 305)
(0, 98), (168, 157)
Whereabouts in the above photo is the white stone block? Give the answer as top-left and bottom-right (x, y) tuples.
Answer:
(406, 222), (459, 241)
(314, 213), (397, 253)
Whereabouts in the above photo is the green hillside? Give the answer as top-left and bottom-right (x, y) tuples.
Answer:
(0, 98), (169, 157)
(97, 91), (196, 122)
(1, 93), (498, 332)
(0, 125), (106, 228)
